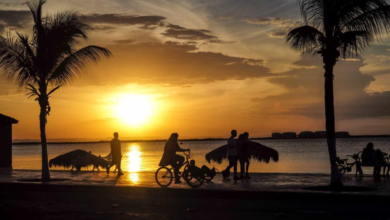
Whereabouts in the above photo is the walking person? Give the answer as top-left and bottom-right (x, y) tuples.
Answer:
(239, 132), (251, 179)
(107, 132), (124, 176)
(222, 130), (240, 180)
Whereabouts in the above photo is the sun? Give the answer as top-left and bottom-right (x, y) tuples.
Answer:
(114, 94), (154, 126)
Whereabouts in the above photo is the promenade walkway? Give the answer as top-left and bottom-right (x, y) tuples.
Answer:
(1, 169), (390, 195)
(3, 170), (390, 219)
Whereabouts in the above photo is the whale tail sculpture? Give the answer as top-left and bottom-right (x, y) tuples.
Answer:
(49, 149), (89, 168)
(49, 149), (110, 172)
(205, 141), (279, 164)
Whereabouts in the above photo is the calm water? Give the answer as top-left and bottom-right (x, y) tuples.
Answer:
(12, 138), (390, 174)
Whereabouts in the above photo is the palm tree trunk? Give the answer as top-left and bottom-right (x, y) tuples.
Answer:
(39, 102), (50, 181)
(324, 62), (343, 188)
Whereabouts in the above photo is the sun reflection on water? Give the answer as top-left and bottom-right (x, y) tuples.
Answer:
(129, 173), (139, 183)
(126, 145), (142, 183)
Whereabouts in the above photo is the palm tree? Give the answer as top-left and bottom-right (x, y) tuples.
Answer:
(287, 0), (390, 187)
(0, 0), (111, 181)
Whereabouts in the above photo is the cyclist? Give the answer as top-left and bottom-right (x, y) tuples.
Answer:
(159, 133), (189, 184)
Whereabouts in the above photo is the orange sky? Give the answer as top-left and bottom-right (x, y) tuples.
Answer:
(1, 0), (390, 140)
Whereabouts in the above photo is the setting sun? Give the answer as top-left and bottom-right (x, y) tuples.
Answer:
(114, 94), (154, 126)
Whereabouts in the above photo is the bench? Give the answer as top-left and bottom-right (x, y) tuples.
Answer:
(336, 152), (390, 176)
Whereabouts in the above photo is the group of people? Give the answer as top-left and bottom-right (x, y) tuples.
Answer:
(361, 142), (389, 176)
(109, 130), (251, 182)
(222, 130), (251, 180)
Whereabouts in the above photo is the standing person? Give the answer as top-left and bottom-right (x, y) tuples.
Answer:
(159, 133), (190, 184)
(107, 132), (124, 176)
(240, 132), (251, 179)
(222, 130), (240, 180)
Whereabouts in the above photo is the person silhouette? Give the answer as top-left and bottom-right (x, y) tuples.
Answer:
(239, 132), (251, 179)
(159, 133), (189, 184)
(222, 130), (240, 180)
(107, 132), (124, 176)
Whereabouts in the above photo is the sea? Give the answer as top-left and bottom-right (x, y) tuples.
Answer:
(12, 138), (390, 174)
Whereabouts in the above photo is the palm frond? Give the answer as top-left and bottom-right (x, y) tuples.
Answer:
(0, 36), (35, 88)
(49, 46), (112, 86)
(339, 31), (373, 57)
(40, 10), (93, 78)
(47, 86), (61, 96)
(286, 25), (324, 53)
(16, 33), (38, 69)
(342, 4), (390, 36)
(27, 0), (46, 26)
(299, 0), (325, 29)
(26, 83), (40, 99)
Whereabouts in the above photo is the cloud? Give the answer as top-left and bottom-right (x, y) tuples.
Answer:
(91, 25), (117, 34)
(77, 42), (272, 86)
(0, 3), (25, 7)
(0, 10), (31, 33)
(246, 17), (302, 38)
(86, 14), (229, 44)
(113, 39), (136, 45)
(250, 54), (390, 120)
(85, 14), (166, 30)
(161, 24), (231, 43)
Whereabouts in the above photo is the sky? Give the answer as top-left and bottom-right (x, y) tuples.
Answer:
(1, 0), (390, 140)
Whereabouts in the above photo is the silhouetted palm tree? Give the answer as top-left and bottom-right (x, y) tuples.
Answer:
(287, 0), (390, 187)
(0, 0), (111, 181)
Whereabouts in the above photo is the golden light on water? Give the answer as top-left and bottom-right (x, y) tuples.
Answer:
(126, 145), (142, 172)
(129, 173), (139, 183)
(114, 94), (154, 126)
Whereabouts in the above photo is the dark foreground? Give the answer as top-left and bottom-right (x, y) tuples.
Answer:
(1, 182), (390, 220)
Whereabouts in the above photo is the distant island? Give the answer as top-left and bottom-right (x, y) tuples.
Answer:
(272, 131), (349, 139)
(11, 133), (390, 145)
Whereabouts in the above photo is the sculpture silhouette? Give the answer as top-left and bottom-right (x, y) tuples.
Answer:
(49, 149), (109, 172)
(205, 141), (279, 164)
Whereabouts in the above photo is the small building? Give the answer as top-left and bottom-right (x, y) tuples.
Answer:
(336, 131), (350, 138)
(281, 132), (297, 139)
(272, 133), (282, 139)
(314, 131), (327, 138)
(0, 114), (18, 169)
(298, 131), (315, 138)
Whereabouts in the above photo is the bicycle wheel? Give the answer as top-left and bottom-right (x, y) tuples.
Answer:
(155, 167), (173, 187)
(204, 174), (214, 182)
(184, 169), (204, 188)
(182, 165), (192, 181)
(338, 165), (346, 176)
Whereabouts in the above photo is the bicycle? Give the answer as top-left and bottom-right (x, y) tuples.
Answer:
(337, 152), (362, 176)
(155, 150), (205, 188)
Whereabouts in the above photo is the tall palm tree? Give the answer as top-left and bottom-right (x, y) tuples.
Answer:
(0, 0), (112, 181)
(287, 0), (390, 187)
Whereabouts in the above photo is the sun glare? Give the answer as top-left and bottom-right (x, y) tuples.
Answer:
(114, 94), (154, 126)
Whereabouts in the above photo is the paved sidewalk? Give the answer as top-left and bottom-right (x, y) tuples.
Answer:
(1, 169), (390, 195)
